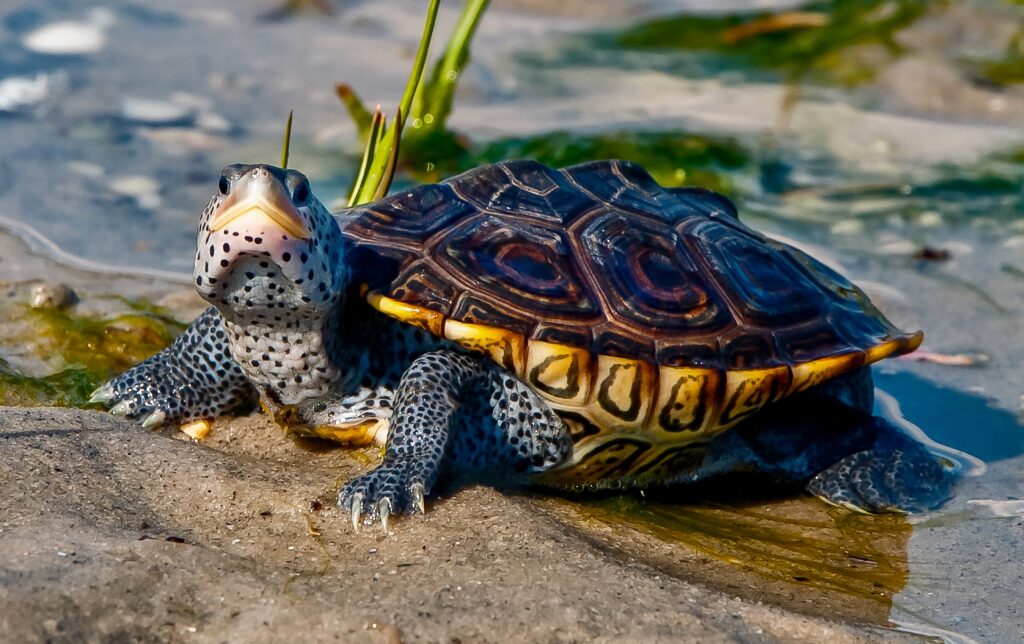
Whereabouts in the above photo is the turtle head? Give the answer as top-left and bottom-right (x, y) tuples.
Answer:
(194, 164), (348, 320)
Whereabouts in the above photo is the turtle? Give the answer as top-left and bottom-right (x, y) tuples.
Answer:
(93, 159), (954, 529)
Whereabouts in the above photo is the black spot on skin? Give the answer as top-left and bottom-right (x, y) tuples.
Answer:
(282, 252), (291, 262)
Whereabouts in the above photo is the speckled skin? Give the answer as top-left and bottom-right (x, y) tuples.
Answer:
(97, 163), (953, 527)
(98, 306), (256, 422)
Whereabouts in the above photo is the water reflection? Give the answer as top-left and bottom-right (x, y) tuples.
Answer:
(554, 369), (1016, 629)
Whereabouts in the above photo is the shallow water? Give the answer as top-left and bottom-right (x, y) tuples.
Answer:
(2, 0), (1023, 639)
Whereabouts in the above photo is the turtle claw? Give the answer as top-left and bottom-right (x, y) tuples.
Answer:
(89, 383), (114, 404)
(379, 497), (392, 534)
(350, 493), (363, 532)
(141, 410), (166, 429)
(339, 466), (432, 532)
(109, 401), (131, 416)
(411, 482), (426, 515)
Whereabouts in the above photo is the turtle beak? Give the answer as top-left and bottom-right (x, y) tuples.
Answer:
(209, 166), (310, 240)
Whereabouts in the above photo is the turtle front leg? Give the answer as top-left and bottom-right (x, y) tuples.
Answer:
(92, 306), (257, 432)
(338, 350), (572, 531)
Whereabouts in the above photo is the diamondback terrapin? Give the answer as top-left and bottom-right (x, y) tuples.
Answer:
(94, 160), (953, 529)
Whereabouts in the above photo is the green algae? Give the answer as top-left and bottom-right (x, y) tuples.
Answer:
(466, 130), (750, 194)
(0, 361), (97, 407)
(968, 13), (1024, 86)
(608, 0), (937, 86)
(0, 299), (183, 408)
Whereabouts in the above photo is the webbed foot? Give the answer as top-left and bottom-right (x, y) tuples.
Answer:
(807, 447), (954, 513)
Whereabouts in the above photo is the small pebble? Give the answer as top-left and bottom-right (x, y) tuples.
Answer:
(876, 241), (919, 256)
(829, 219), (864, 236)
(22, 9), (113, 55)
(121, 97), (194, 126)
(109, 175), (162, 209)
(66, 161), (104, 178)
(0, 74), (51, 112)
(912, 246), (951, 262)
(196, 111), (232, 134)
(30, 283), (78, 309)
(915, 211), (944, 227)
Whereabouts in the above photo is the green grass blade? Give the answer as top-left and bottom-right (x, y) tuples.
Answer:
(351, 106), (402, 205)
(280, 110), (294, 168)
(372, 107), (403, 201)
(345, 0), (441, 206)
(347, 107), (386, 207)
(397, 0), (442, 131)
(412, 0), (489, 129)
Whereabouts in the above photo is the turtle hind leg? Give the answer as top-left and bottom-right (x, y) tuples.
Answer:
(806, 420), (955, 513)
(694, 369), (955, 513)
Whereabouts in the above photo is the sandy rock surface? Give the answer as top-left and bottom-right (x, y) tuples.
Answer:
(0, 406), (914, 643)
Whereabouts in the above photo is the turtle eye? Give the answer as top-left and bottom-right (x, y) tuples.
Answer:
(292, 178), (310, 204)
(218, 174), (230, 195)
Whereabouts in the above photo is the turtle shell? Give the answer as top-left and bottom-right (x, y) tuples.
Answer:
(339, 160), (921, 484)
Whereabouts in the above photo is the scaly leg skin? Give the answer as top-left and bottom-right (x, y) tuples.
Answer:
(805, 428), (954, 513)
(91, 306), (257, 431)
(694, 368), (955, 513)
(338, 350), (572, 531)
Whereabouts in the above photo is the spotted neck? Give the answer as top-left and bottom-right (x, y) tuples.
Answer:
(219, 303), (363, 407)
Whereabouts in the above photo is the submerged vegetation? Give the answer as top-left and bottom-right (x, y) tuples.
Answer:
(466, 131), (751, 194)
(973, 26), (1024, 86)
(609, 0), (938, 86)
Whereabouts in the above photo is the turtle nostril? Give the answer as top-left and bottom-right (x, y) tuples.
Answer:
(218, 175), (230, 195)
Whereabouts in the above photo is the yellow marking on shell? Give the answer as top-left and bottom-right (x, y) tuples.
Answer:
(720, 365), (792, 426)
(443, 318), (526, 377)
(589, 355), (655, 429)
(538, 437), (651, 486)
(653, 366), (722, 434)
(366, 290), (445, 336)
(179, 419), (212, 441)
(531, 331), (924, 485)
(525, 340), (591, 406)
(789, 352), (863, 395)
(865, 332), (923, 364)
